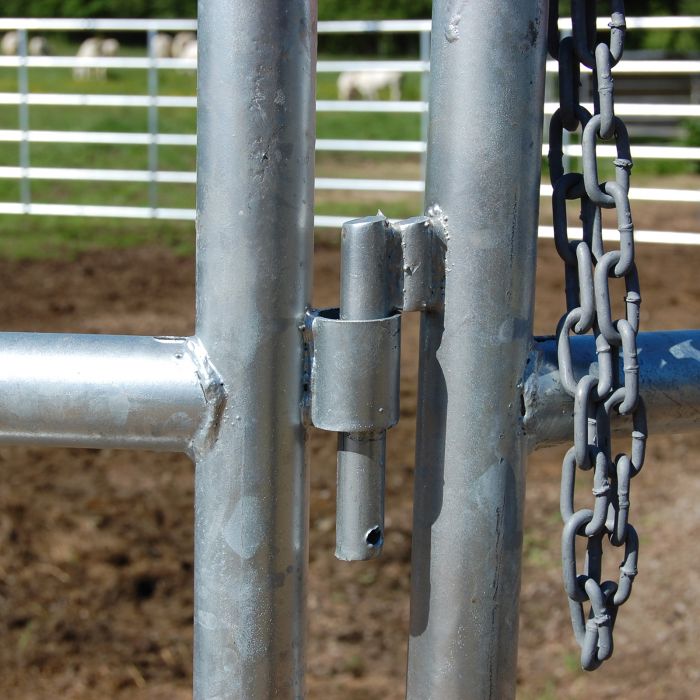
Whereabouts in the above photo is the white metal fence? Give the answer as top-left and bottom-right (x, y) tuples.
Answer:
(0, 17), (698, 243)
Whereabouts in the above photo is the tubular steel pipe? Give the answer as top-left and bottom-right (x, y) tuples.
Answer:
(336, 216), (393, 561)
(406, 2), (548, 699)
(0, 333), (215, 452)
(17, 29), (30, 209)
(146, 29), (159, 211)
(193, 0), (316, 697)
(525, 330), (700, 449)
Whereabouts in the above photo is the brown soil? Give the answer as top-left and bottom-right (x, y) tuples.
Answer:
(0, 238), (698, 699)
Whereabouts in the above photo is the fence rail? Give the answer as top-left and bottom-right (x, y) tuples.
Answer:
(2, 92), (699, 117)
(0, 16), (697, 244)
(0, 160), (698, 202)
(3, 54), (700, 74)
(1, 16), (700, 31)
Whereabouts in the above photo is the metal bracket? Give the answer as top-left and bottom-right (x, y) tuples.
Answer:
(395, 215), (445, 313)
(303, 213), (445, 561)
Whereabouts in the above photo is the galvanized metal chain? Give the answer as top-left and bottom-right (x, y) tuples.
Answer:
(547, 0), (647, 671)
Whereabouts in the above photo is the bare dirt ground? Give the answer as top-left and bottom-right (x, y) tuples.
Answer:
(0, 234), (698, 699)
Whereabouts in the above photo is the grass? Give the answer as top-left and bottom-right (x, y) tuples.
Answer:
(0, 47), (428, 258)
(0, 42), (695, 258)
(0, 216), (195, 260)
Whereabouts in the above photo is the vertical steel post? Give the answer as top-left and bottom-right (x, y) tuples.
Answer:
(17, 29), (30, 210)
(194, 0), (316, 697)
(146, 29), (159, 212)
(419, 30), (430, 181)
(407, 2), (548, 699)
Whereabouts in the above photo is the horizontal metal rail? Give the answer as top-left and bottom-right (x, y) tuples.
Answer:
(0, 16), (698, 32)
(0, 202), (196, 219)
(0, 166), (195, 182)
(0, 332), (221, 452)
(317, 138), (425, 152)
(0, 128), (698, 160)
(541, 184), (700, 203)
(314, 100), (427, 113)
(545, 103), (700, 118)
(558, 145), (700, 159)
(0, 56), (197, 70)
(0, 129), (197, 145)
(317, 16), (700, 32)
(2, 54), (699, 75)
(324, 142), (700, 158)
(569, 16), (700, 29)
(0, 92), (199, 108)
(524, 330), (700, 450)
(318, 19), (432, 33)
(2, 93), (422, 115)
(0, 93), (407, 113)
(1, 129), (698, 161)
(0, 165), (696, 204)
(0, 18), (200, 31)
(321, 59), (700, 75)
(320, 59), (700, 74)
(2, 93), (698, 120)
(537, 225), (700, 246)
(317, 59), (428, 73)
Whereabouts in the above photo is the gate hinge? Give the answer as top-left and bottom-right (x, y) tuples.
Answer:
(301, 213), (445, 561)
(306, 307), (401, 433)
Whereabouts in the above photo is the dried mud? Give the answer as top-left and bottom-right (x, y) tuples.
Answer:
(0, 239), (698, 699)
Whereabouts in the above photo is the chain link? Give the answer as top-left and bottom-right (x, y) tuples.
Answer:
(547, 0), (647, 671)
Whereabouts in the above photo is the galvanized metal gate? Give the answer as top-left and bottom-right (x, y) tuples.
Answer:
(3, 0), (700, 698)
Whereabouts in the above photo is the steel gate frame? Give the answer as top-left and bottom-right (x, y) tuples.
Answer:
(2, 0), (700, 698)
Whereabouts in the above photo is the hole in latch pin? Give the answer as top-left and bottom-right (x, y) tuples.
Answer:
(365, 526), (383, 548)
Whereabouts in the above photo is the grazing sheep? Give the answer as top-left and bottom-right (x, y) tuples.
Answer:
(1, 31), (18, 56)
(100, 38), (120, 58)
(28, 36), (50, 56)
(99, 38), (120, 80)
(171, 31), (196, 58)
(151, 32), (172, 58)
(73, 37), (120, 81)
(180, 39), (197, 64)
(337, 71), (402, 101)
(73, 37), (100, 80)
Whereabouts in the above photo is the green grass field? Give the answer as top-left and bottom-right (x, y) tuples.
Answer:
(0, 39), (695, 258)
(0, 43), (428, 258)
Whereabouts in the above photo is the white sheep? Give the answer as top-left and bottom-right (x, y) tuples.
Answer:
(337, 71), (402, 101)
(73, 37), (102, 80)
(99, 38), (120, 80)
(28, 36), (50, 56)
(171, 31), (196, 58)
(151, 32), (172, 59)
(100, 38), (120, 57)
(73, 37), (120, 81)
(1, 32), (50, 56)
(179, 39), (197, 65)
(1, 32), (18, 56)
(73, 37), (100, 80)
